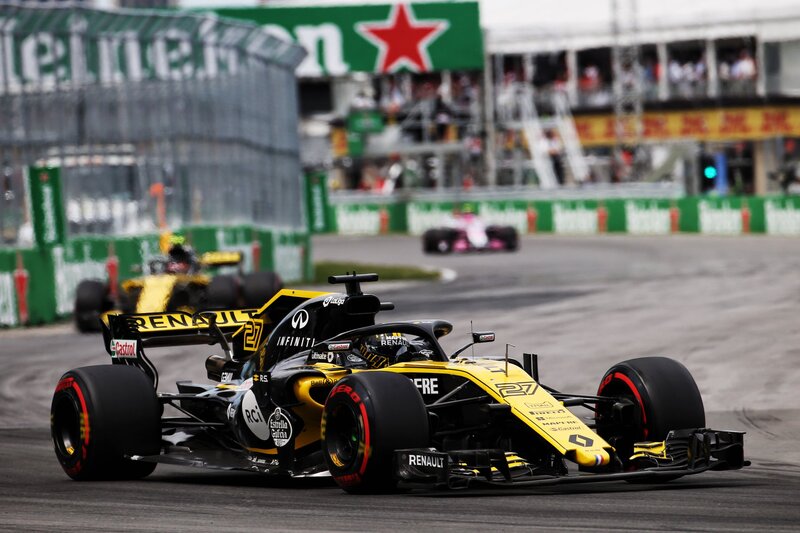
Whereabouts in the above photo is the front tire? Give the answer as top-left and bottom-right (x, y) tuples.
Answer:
(322, 373), (429, 494)
(51, 365), (161, 480)
(596, 356), (705, 469)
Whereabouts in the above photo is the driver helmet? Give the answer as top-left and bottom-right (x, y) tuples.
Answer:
(166, 235), (194, 273)
(358, 333), (409, 369)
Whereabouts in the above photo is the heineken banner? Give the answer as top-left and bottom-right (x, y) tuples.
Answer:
(27, 166), (66, 248)
(214, 2), (484, 77)
(305, 171), (332, 234)
(0, 5), (303, 91)
(322, 196), (800, 236)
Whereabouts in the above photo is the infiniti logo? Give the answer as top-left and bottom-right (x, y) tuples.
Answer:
(291, 309), (309, 329)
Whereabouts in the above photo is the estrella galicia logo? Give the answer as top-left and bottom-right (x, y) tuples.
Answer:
(291, 309), (309, 329)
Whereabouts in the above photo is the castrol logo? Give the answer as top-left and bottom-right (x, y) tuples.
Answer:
(110, 339), (138, 359)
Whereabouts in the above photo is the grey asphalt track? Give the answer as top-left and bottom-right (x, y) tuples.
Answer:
(1, 234), (799, 531)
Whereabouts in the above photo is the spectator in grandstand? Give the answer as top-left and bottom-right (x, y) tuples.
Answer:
(694, 54), (707, 85)
(642, 57), (659, 100)
(732, 49), (756, 80)
(545, 130), (564, 185)
(579, 65), (601, 92)
(455, 74), (477, 107)
(380, 79), (406, 116)
(719, 56), (732, 83)
(433, 94), (453, 141)
(579, 65), (610, 106)
(668, 58), (683, 84)
(351, 88), (376, 110)
(497, 71), (518, 122)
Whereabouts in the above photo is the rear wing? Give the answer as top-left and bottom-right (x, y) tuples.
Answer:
(199, 250), (243, 267)
(101, 308), (258, 388)
(102, 308), (259, 355)
(101, 288), (332, 386)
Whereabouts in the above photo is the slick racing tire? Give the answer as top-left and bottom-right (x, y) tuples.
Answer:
(241, 271), (282, 308)
(206, 274), (239, 309)
(322, 373), (429, 494)
(487, 226), (519, 251)
(422, 229), (444, 253)
(595, 357), (705, 474)
(51, 365), (161, 481)
(74, 280), (111, 333)
(500, 227), (519, 251)
(423, 229), (457, 254)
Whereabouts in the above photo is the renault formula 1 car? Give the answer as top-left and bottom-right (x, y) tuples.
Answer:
(51, 273), (746, 493)
(423, 213), (518, 254)
(73, 250), (281, 333)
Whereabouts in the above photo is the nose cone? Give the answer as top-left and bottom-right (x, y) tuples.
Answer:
(572, 447), (611, 467)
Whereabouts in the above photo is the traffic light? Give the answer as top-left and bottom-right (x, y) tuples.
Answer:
(698, 152), (727, 193)
(703, 160), (717, 180)
(699, 153), (716, 192)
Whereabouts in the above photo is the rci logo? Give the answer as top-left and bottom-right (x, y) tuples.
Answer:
(291, 309), (309, 329)
(568, 434), (594, 448)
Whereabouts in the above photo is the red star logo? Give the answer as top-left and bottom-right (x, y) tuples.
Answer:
(358, 4), (448, 73)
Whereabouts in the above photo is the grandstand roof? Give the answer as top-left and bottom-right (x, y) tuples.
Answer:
(484, 0), (800, 53)
(179, 0), (800, 54)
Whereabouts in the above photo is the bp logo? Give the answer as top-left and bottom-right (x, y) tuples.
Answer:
(268, 408), (293, 447)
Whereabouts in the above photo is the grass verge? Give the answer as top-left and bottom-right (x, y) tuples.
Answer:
(313, 261), (440, 284)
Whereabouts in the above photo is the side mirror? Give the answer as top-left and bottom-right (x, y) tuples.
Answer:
(472, 331), (495, 343)
(450, 331), (496, 359)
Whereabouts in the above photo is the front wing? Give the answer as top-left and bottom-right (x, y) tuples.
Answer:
(394, 428), (747, 490)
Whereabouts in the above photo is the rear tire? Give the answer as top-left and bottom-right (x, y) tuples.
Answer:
(596, 356), (705, 472)
(206, 274), (239, 309)
(422, 229), (443, 253)
(500, 227), (519, 251)
(51, 365), (161, 480)
(241, 271), (282, 308)
(74, 280), (111, 333)
(322, 373), (429, 494)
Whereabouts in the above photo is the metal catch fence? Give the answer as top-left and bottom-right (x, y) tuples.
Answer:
(0, 3), (305, 246)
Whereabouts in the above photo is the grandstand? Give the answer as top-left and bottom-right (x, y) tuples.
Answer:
(487, 0), (800, 194)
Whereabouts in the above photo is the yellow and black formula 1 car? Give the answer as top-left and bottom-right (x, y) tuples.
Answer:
(51, 274), (747, 493)
(73, 250), (281, 332)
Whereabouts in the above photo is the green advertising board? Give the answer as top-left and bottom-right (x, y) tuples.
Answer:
(321, 195), (800, 237)
(213, 2), (484, 77)
(305, 171), (331, 233)
(27, 166), (66, 248)
(348, 110), (385, 134)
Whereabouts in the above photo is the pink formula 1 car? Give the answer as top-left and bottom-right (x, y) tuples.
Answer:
(422, 213), (518, 254)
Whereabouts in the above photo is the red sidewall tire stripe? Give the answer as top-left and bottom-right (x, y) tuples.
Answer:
(599, 371), (649, 439)
(55, 376), (91, 450)
(54, 376), (92, 474)
(358, 401), (370, 476)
